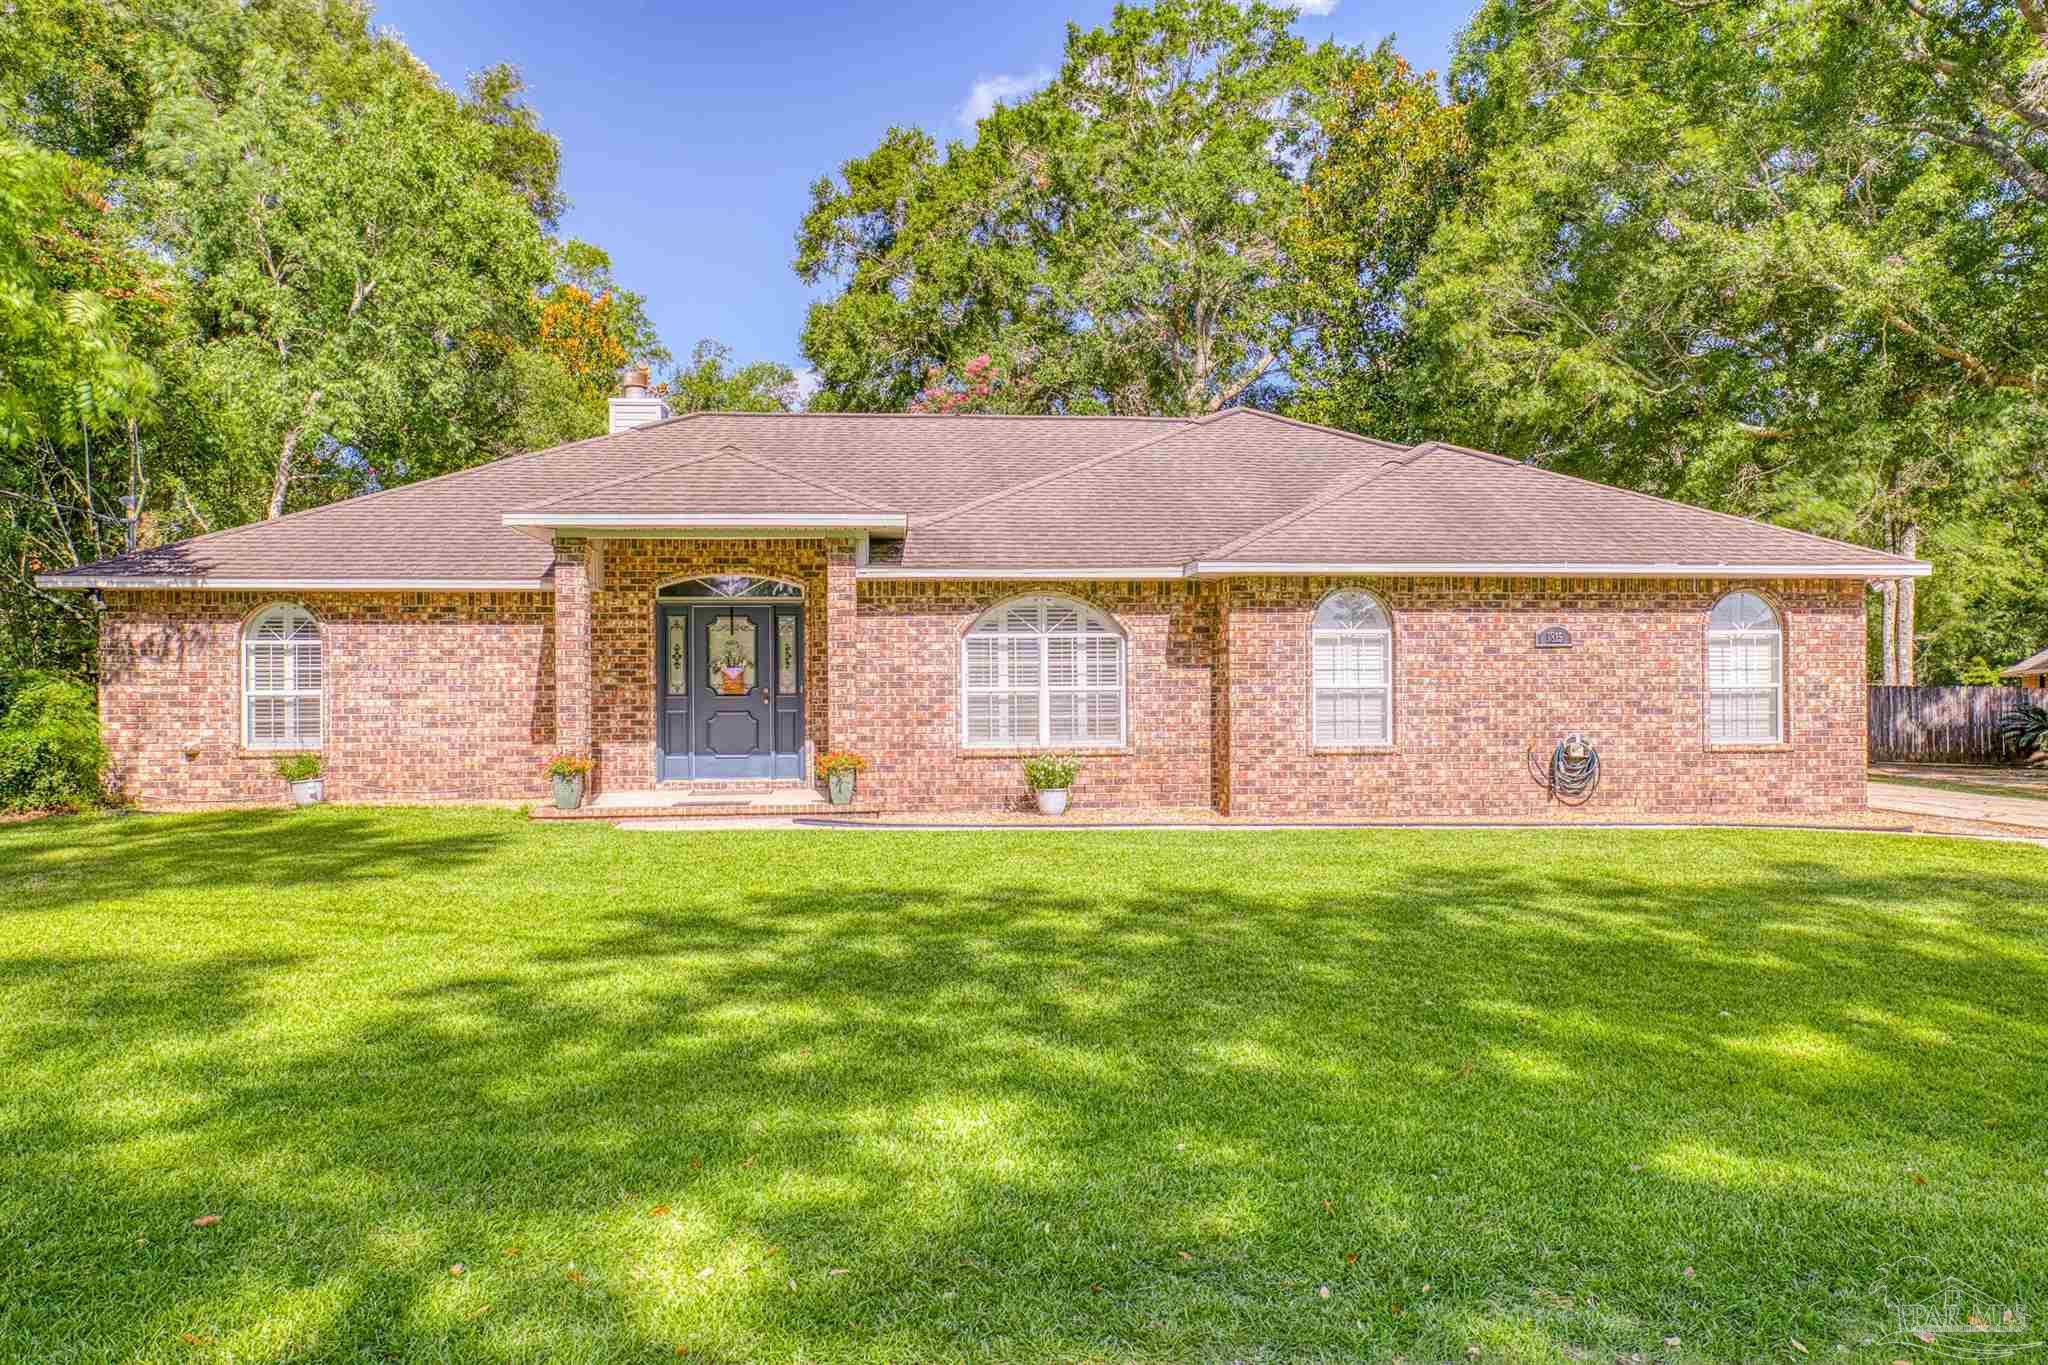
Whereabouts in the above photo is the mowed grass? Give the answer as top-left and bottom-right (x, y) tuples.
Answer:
(2, 812), (2045, 1363)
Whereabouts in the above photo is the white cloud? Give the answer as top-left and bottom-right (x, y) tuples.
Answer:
(957, 69), (1053, 129)
(1261, 0), (1339, 12)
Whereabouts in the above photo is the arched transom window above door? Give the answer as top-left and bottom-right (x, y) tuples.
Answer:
(961, 596), (1126, 748)
(656, 576), (801, 599)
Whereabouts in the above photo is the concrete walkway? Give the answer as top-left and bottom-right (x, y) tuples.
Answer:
(1869, 763), (2048, 793)
(1867, 778), (2048, 831)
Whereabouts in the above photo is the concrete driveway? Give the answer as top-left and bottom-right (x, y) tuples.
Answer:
(1868, 766), (2048, 831)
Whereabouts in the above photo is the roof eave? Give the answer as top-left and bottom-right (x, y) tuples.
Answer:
(860, 560), (1932, 581)
(34, 574), (552, 591)
(1183, 560), (1932, 580)
(857, 564), (1186, 581)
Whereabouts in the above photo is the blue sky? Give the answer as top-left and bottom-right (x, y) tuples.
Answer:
(373, 1), (1466, 386)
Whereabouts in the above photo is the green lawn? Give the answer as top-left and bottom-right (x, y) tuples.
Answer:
(3, 812), (2045, 1363)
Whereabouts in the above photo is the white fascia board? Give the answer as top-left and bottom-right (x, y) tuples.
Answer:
(857, 564), (1186, 581)
(1185, 560), (1933, 580)
(36, 575), (550, 591)
(502, 513), (906, 532)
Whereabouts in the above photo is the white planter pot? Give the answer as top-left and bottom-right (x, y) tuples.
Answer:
(288, 778), (324, 807)
(1035, 788), (1070, 816)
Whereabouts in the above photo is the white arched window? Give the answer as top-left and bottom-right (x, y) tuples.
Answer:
(962, 596), (1125, 747)
(1707, 591), (1782, 743)
(243, 604), (324, 748)
(1312, 589), (1392, 745)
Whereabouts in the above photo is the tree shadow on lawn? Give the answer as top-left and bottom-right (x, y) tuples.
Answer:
(0, 807), (509, 904)
(2, 831), (2046, 1361)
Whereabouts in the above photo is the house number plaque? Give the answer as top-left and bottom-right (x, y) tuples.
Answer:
(1534, 626), (1573, 649)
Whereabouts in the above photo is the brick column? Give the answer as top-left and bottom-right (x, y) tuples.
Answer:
(1210, 581), (1233, 816)
(823, 538), (859, 758)
(553, 538), (593, 771)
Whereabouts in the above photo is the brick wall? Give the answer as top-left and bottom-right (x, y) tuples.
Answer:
(97, 590), (554, 806)
(94, 570), (1869, 819)
(1219, 576), (1869, 819)
(840, 579), (1221, 812)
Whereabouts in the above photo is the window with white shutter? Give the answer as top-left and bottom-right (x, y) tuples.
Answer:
(961, 596), (1124, 748)
(1312, 590), (1393, 745)
(243, 604), (324, 748)
(1706, 591), (1782, 744)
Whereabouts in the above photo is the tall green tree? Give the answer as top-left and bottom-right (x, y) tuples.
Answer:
(0, 139), (162, 675)
(1279, 44), (1472, 439)
(133, 38), (555, 519)
(796, 0), (1331, 414)
(1406, 0), (2048, 682)
(664, 339), (797, 413)
(0, 0), (684, 685)
(494, 239), (673, 454)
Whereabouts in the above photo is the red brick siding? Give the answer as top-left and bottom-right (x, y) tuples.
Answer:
(838, 579), (1220, 812)
(1220, 576), (1868, 819)
(93, 567), (1869, 819)
(97, 590), (554, 806)
(553, 543), (593, 756)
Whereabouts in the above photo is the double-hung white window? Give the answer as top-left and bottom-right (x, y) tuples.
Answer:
(1706, 591), (1782, 743)
(243, 603), (324, 748)
(961, 596), (1125, 747)
(1311, 590), (1393, 745)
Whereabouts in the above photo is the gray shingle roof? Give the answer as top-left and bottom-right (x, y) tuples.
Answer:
(39, 409), (1927, 589)
(1191, 442), (1913, 573)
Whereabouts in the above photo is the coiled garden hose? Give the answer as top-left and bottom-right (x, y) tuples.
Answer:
(1528, 732), (1601, 805)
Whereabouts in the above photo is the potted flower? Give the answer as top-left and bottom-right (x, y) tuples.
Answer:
(816, 750), (867, 805)
(1022, 753), (1079, 816)
(277, 753), (323, 806)
(544, 754), (592, 810)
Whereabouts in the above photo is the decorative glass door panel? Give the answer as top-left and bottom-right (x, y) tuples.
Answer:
(777, 615), (798, 693)
(656, 607), (692, 779)
(691, 605), (776, 777)
(772, 607), (803, 758)
(705, 614), (758, 696)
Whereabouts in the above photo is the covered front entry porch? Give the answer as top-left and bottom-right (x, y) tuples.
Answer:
(547, 536), (862, 796)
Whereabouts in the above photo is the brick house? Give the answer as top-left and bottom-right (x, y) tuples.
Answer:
(2003, 647), (2048, 690)
(40, 382), (1929, 818)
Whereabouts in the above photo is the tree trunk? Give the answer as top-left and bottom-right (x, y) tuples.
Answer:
(1897, 522), (1920, 686)
(266, 425), (301, 521)
(1881, 578), (1899, 685)
(266, 390), (322, 521)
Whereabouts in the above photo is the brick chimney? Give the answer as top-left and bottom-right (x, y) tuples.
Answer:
(608, 365), (671, 434)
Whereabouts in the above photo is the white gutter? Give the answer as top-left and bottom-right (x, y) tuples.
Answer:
(39, 559), (1928, 591)
(1182, 560), (1933, 580)
(36, 575), (550, 591)
(857, 565), (1186, 581)
(503, 513), (906, 531)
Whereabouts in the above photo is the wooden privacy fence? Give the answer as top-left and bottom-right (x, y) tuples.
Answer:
(1867, 685), (2036, 763)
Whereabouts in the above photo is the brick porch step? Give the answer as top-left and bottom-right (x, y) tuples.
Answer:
(533, 786), (884, 821)
(650, 778), (812, 793)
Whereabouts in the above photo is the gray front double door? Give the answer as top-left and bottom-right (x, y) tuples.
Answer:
(657, 603), (804, 780)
